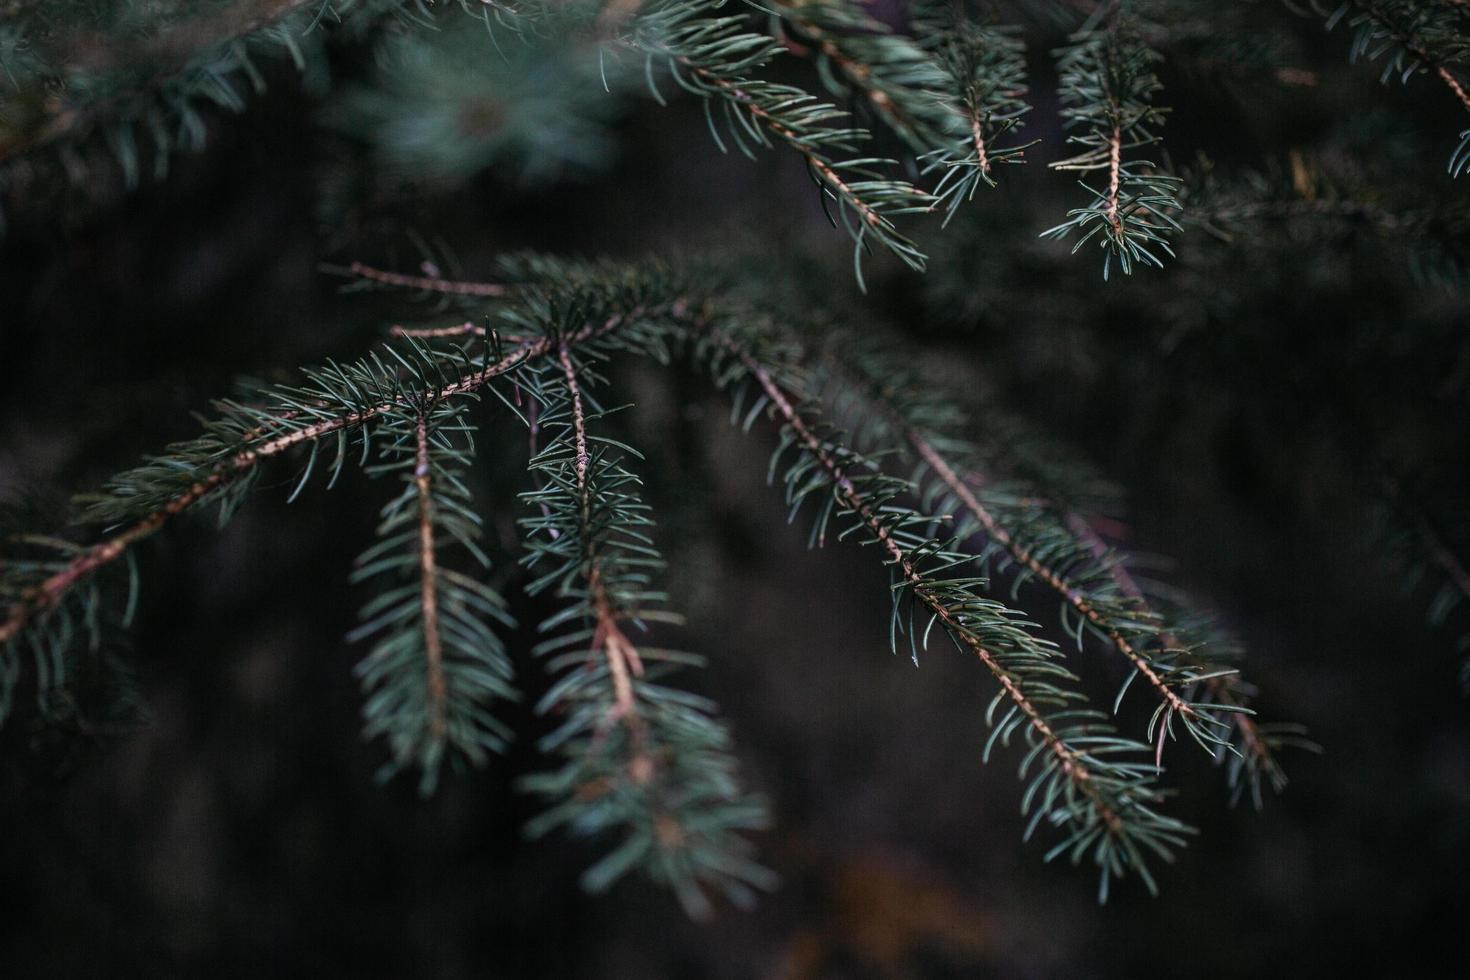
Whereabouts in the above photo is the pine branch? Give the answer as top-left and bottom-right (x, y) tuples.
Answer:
(349, 394), (517, 794)
(911, 0), (1033, 215)
(1041, 5), (1183, 278)
(789, 324), (1300, 805)
(804, 332), (1276, 771)
(761, 0), (962, 153)
(0, 308), (622, 660)
(1062, 513), (1291, 801)
(515, 332), (772, 918)
(693, 324), (1192, 900)
(1306, 1), (1470, 172)
(0, 252), (1315, 902)
(626, 0), (934, 284)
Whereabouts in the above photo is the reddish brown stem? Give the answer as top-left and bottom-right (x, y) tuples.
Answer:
(971, 115), (993, 177)
(1105, 122), (1124, 236)
(558, 343), (648, 769)
(1436, 64), (1470, 115)
(413, 414), (448, 742)
(391, 322), (482, 339)
(0, 471), (225, 646)
(346, 262), (508, 297)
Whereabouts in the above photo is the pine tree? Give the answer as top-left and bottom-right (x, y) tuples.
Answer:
(2, 0), (1467, 936)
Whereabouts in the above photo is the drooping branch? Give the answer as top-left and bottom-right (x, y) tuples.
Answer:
(761, 0), (960, 154)
(559, 342), (647, 738)
(785, 324), (1296, 802)
(737, 345), (1123, 828)
(796, 331), (1255, 760)
(516, 320), (771, 916)
(906, 430), (1199, 738)
(909, 0), (1032, 212)
(344, 262), (510, 297)
(626, 0), (933, 279)
(349, 392), (516, 794)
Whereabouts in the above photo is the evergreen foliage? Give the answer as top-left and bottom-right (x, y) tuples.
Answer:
(1040, 10), (1181, 278)
(2, 0), (1468, 929)
(0, 251), (1305, 908)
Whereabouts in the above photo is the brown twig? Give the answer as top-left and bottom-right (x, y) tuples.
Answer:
(1435, 63), (1470, 114)
(413, 413), (448, 742)
(970, 114), (993, 178)
(391, 322), (483, 339)
(558, 342), (650, 776)
(346, 262), (508, 297)
(1104, 121), (1125, 236)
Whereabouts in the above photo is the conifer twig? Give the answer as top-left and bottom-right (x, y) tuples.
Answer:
(794, 329), (1290, 797)
(1042, 8), (1183, 277)
(412, 413), (449, 742)
(728, 339), (1128, 835)
(905, 430), (1199, 736)
(345, 262), (509, 297)
(1062, 513), (1283, 785)
(559, 342), (647, 744)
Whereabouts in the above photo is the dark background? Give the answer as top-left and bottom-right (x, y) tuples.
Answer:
(2, 5), (1470, 977)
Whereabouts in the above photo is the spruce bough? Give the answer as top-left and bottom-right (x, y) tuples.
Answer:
(0, 255), (1307, 910)
(6, 0), (1470, 918)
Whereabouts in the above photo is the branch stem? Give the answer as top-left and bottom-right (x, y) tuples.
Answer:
(558, 343), (648, 761)
(413, 413), (448, 742)
(345, 262), (508, 297)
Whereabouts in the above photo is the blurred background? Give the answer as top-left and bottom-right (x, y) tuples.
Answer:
(2, 1), (1470, 976)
